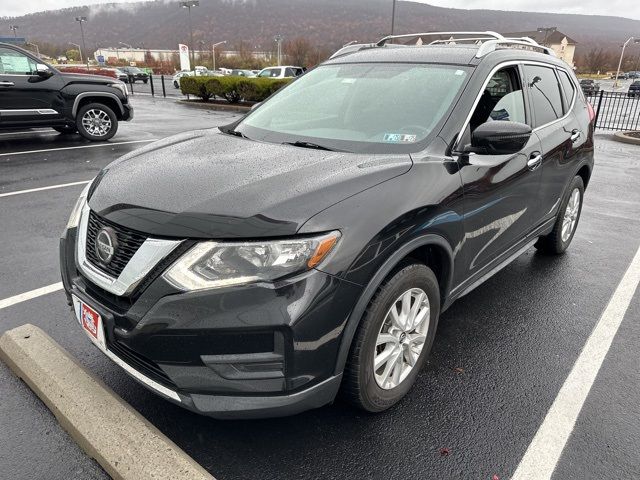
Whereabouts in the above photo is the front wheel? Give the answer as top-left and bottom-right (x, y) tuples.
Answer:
(536, 175), (584, 254)
(76, 103), (118, 142)
(341, 262), (440, 412)
(173, 80), (179, 88)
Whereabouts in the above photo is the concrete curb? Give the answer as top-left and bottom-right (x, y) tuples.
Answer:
(177, 99), (251, 113)
(613, 131), (640, 146)
(0, 324), (214, 480)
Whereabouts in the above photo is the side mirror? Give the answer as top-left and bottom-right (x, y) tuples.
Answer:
(36, 64), (53, 78)
(470, 121), (532, 155)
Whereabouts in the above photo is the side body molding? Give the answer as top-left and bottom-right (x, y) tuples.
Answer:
(333, 234), (454, 375)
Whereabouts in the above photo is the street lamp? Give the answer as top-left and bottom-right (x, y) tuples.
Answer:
(9, 25), (18, 38)
(536, 26), (557, 46)
(75, 16), (89, 68)
(614, 37), (640, 89)
(69, 42), (83, 64)
(212, 40), (226, 71)
(119, 42), (132, 63)
(274, 34), (283, 66)
(25, 42), (40, 58)
(179, 1), (199, 65)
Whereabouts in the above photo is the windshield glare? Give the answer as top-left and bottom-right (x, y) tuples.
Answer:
(236, 63), (470, 153)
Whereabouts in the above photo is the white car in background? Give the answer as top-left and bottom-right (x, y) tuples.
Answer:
(256, 66), (305, 79)
(172, 70), (193, 88)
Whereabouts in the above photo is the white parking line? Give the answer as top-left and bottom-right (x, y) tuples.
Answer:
(0, 180), (90, 198)
(0, 283), (63, 311)
(512, 244), (640, 480)
(0, 139), (154, 157)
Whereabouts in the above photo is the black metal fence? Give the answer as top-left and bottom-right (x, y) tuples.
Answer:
(586, 90), (640, 131)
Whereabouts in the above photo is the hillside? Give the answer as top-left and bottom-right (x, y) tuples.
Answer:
(2, 0), (639, 55)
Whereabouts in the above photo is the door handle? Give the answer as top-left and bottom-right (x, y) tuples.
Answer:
(527, 153), (542, 171)
(0, 81), (15, 87)
(570, 130), (581, 143)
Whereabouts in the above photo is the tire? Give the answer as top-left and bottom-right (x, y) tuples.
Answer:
(174, 80), (179, 88)
(341, 262), (440, 412)
(75, 103), (118, 142)
(535, 175), (584, 255)
(143, 79), (148, 84)
(53, 125), (77, 134)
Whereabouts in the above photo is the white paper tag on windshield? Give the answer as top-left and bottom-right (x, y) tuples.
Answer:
(383, 133), (417, 143)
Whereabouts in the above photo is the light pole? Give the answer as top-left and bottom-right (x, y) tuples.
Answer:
(536, 26), (557, 46)
(75, 16), (89, 68)
(212, 40), (226, 71)
(390, 0), (397, 38)
(614, 37), (640, 89)
(274, 35), (283, 66)
(9, 25), (18, 38)
(179, 1), (199, 65)
(26, 42), (40, 58)
(69, 42), (83, 64)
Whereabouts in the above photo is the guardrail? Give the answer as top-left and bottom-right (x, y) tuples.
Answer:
(586, 90), (640, 131)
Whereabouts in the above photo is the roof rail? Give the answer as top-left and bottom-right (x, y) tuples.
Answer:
(376, 31), (504, 46)
(476, 38), (557, 57)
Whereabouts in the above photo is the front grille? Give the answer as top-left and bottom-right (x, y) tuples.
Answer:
(85, 211), (147, 278)
(107, 338), (178, 390)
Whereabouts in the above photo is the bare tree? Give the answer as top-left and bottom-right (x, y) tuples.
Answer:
(284, 37), (313, 67)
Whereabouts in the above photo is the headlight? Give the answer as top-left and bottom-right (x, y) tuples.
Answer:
(163, 231), (341, 291)
(66, 181), (92, 229)
(109, 82), (128, 97)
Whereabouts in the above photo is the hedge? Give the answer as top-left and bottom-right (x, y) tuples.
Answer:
(180, 76), (292, 103)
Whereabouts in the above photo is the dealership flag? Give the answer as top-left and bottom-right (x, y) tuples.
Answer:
(179, 44), (190, 71)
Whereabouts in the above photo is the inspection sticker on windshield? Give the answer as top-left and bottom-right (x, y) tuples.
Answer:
(383, 133), (417, 143)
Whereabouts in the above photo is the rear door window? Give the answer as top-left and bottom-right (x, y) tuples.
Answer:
(523, 65), (564, 127)
(558, 70), (576, 113)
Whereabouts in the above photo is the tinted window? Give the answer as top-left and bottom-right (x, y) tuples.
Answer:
(284, 67), (295, 77)
(558, 70), (576, 113)
(0, 48), (37, 75)
(258, 68), (280, 78)
(470, 67), (527, 131)
(524, 65), (563, 127)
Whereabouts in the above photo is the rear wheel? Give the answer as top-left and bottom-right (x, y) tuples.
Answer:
(536, 175), (584, 254)
(76, 103), (118, 142)
(341, 262), (440, 412)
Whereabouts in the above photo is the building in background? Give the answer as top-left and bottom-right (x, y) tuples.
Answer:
(504, 30), (577, 67)
(93, 47), (272, 65)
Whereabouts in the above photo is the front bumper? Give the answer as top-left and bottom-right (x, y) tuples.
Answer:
(122, 102), (134, 122)
(60, 223), (361, 418)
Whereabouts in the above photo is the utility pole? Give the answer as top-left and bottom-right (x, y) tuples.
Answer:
(75, 16), (89, 68)
(212, 40), (226, 71)
(390, 0), (397, 38)
(274, 35), (283, 66)
(179, 1), (199, 65)
(536, 26), (557, 46)
(10, 25), (18, 38)
(614, 37), (640, 89)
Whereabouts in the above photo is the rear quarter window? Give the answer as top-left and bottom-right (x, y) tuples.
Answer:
(523, 65), (564, 128)
(558, 70), (576, 113)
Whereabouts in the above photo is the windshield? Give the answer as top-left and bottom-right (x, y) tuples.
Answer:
(233, 63), (470, 153)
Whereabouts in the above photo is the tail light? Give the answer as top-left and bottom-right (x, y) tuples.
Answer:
(587, 102), (596, 123)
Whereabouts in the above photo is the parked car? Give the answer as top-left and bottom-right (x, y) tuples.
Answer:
(256, 66), (304, 78)
(119, 66), (149, 83)
(628, 81), (640, 97)
(579, 79), (600, 96)
(627, 71), (640, 79)
(611, 72), (628, 80)
(172, 70), (193, 88)
(230, 69), (256, 77)
(61, 32), (593, 418)
(0, 43), (132, 141)
(113, 68), (128, 83)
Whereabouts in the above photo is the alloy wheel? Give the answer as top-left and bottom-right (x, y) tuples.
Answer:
(561, 188), (581, 242)
(373, 288), (430, 390)
(81, 109), (112, 137)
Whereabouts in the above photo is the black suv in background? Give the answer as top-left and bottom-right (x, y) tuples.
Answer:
(119, 66), (149, 83)
(61, 32), (594, 418)
(0, 43), (132, 141)
(628, 81), (640, 97)
(579, 79), (600, 96)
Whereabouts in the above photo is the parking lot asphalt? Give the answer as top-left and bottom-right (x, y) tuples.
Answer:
(1, 95), (639, 480)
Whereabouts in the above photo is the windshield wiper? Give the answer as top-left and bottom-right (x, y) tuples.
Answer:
(283, 140), (334, 151)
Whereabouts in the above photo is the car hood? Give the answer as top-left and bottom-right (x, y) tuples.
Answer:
(59, 72), (116, 85)
(88, 129), (412, 238)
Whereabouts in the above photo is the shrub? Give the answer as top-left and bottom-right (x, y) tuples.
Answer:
(180, 76), (292, 103)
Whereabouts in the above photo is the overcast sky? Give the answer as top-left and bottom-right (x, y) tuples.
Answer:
(3, 0), (640, 20)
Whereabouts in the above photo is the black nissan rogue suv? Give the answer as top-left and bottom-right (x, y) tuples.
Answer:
(0, 43), (132, 141)
(60, 32), (594, 418)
